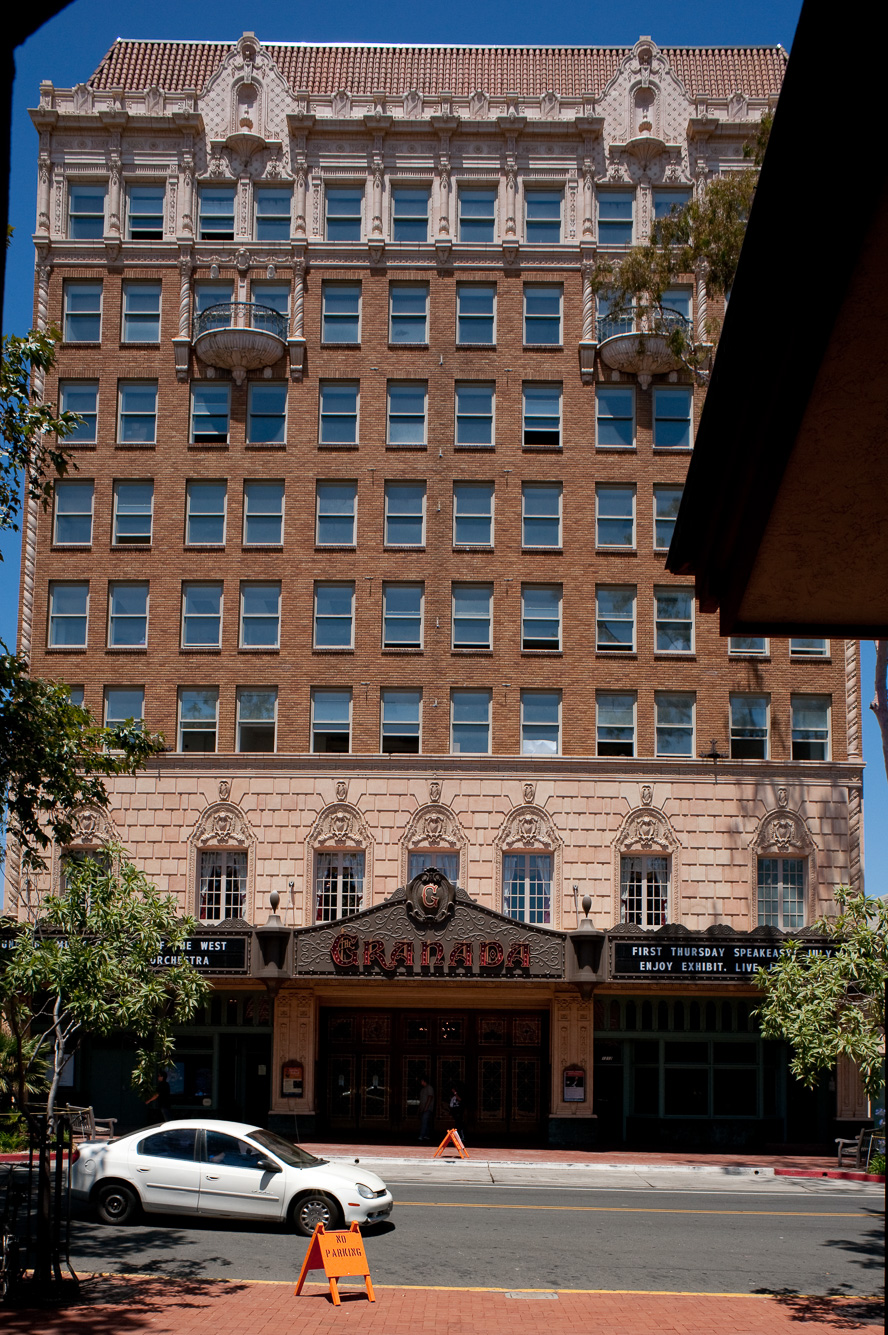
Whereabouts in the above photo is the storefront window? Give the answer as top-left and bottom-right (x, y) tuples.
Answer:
(315, 850), (364, 921)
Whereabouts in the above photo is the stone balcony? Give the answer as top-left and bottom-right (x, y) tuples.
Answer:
(177, 302), (305, 384)
(597, 306), (691, 389)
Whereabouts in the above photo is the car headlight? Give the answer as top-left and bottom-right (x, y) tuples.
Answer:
(356, 1183), (379, 1199)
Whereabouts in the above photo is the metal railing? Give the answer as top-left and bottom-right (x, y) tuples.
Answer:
(596, 304), (690, 344)
(193, 302), (288, 342)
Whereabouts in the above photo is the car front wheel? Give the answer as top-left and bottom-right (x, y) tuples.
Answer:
(290, 1191), (343, 1237)
(95, 1181), (140, 1226)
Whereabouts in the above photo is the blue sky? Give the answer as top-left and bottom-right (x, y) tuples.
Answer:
(3, 0), (886, 900)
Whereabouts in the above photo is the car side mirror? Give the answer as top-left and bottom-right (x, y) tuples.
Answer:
(256, 1157), (282, 1173)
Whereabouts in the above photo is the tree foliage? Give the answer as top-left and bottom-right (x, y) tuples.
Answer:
(0, 845), (210, 1121)
(754, 888), (887, 1099)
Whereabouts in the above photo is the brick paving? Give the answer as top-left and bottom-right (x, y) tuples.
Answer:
(2, 1275), (883, 1335)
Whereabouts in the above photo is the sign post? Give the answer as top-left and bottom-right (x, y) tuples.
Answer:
(434, 1128), (469, 1159)
(294, 1221), (376, 1306)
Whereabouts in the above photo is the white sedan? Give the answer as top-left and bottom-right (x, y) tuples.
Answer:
(71, 1119), (393, 1236)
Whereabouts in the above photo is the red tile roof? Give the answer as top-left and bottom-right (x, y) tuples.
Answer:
(87, 41), (787, 100)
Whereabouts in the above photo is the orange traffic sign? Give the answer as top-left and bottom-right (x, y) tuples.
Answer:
(433, 1127), (469, 1159)
(294, 1221), (376, 1306)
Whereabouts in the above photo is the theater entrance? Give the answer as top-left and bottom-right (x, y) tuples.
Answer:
(319, 1007), (549, 1143)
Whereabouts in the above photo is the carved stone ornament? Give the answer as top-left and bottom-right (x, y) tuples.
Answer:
(777, 787), (788, 808)
(192, 801), (253, 848)
(67, 806), (116, 847)
(615, 806), (679, 854)
(332, 90), (351, 118)
(336, 780), (348, 802)
(218, 780), (231, 801)
(498, 805), (559, 852)
(523, 782), (536, 805)
(428, 780), (442, 803)
(404, 90), (423, 118)
(640, 785), (653, 807)
(311, 802), (369, 849)
(405, 805), (461, 849)
(469, 91), (489, 118)
(405, 867), (456, 928)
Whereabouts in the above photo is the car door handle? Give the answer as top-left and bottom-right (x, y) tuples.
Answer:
(137, 1167), (151, 1172)
(205, 1175), (219, 1180)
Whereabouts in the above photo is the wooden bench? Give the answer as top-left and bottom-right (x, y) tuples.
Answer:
(835, 1127), (874, 1169)
(62, 1105), (117, 1141)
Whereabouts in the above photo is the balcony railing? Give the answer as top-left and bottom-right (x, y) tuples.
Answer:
(596, 305), (690, 344)
(193, 302), (288, 342)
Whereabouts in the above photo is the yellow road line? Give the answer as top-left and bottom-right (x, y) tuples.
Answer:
(395, 1201), (875, 1218)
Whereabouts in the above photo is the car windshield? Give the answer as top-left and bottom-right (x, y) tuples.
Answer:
(249, 1130), (327, 1168)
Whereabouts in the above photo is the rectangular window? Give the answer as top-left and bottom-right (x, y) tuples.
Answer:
(240, 583), (281, 648)
(456, 284), (496, 344)
(63, 282), (102, 342)
(504, 853), (552, 925)
(48, 582), (88, 647)
(523, 383), (562, 448)
(319, 382), (359, 445)
(315, 850), (364, 921)
(653, 387), (693, 449)
(596, 586), (636, 652)
(243, 480), (284, 545)
(322, 283), (361, 343)
(199, 848), (246, 921)
(104, 686), (144, 726)
(325, 186), (363, 241)
(597, 692), (636, 757)
(653, 188), (692, 220)
(655, 587), (694, 654)
(525, 188), (562, 244)
(453, 482), (494, 546)
(392, 186), (429, 242)
(387, 382), (427, 446)
(656, 693), (695, 757)
(458, 187), (497, 242)
(521, 690), (560, 756)
(316, 481), (357, 546)
(67, 686), (85, 707)
(382, 583), (423, 648)
(381, 688), (422, 754)
(730, 694), (769, 760)
(791, 695), (830, 760)
(621, 855), (668, 926)
(653, 485), (683, 550)
(178, 687), (218, 752)
(384, 481), (425, 546)
(596, 386), (635, 448)
(730, 636), (768, 655)
(181, 583), (223, 648)
(186, 480), (226, 545)
(236, 687), (277, 752)
(452, 584), (492, 649)
(314, 582), (355, 649)
(521, 584), (562, 651)
(68, 183), (105, 239)
(122, 282), (161, 342)
(451, 689), (491, 753)
(758, 857), (806, 930)
(408, 851), (459, 881)
(247, 383), (287, 444)
(194, 282), (234, 328)
(311, 688), (352, 753)
(522, 482), (562, 547)
(127, 185), (164, 240)
(250, 282), (290, 333)
(389, 283), (429, 343)
(598, 191), (634, 245)
(118, 382), (158, 445)
(455, 382), (494, 447)
(108, 581), (148, 648)
(255, 187), (291, 241)
(113, 480), (153, 545)
(524, 284), (562, 344)
(790, 638), (829, 657)
(596, 485), (636, 547)
(190, 383), (229, 445)
(59, 381), (98, 443)
(54, 480), (94, 545)
(199, 187), (236, 241)
(662, 287), (692, 322)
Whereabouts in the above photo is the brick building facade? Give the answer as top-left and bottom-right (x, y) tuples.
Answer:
(10, 34), (866, 1145)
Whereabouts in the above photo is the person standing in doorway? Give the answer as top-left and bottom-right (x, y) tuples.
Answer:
(418, 1074), (435, 1142)
(145, 1072), (172, 1122)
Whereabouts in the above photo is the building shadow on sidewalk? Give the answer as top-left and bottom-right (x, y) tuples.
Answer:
(2, 1273), (251, 1331)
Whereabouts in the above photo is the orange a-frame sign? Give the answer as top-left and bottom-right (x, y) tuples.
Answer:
(433, 1127), (469, 1159)
(294, 1221), (376, 1306)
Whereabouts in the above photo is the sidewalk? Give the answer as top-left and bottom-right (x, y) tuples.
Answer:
(2, 1274), (883, 1335)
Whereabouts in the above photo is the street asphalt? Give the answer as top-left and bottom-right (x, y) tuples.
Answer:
(61, 1172), (884, 1297)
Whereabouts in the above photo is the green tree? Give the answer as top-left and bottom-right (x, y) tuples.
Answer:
(755, 888), (887, 1100)
(0, 846), (210, 1280)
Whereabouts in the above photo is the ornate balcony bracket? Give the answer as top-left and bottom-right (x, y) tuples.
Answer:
(578, 341), (598, 384)
(288, 337), (306, 382)
(172, 336), (191, 382)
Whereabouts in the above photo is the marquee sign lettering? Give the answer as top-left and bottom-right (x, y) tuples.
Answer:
(151, 935), (250, 975)
(612, 938), (836, 981)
